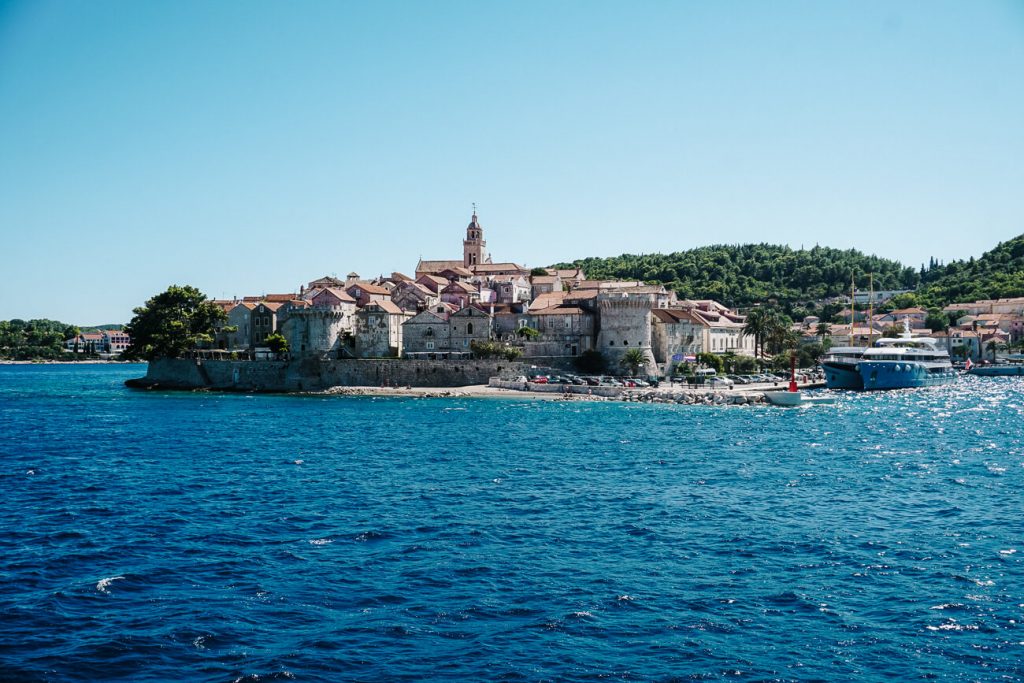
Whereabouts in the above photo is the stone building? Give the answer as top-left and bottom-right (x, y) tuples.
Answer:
(391, 280), (439, 313)
(594, 284), (669, 370)
(448, 306), (493, 355)
(650, 302), (753, 369)
(525, 305), (595, 357)
(402, 306), (453, 357)
(490, 275), (531, 305)
(224, 302), (255, 350)
(278, 287), (359, 358)
(402, 304), (491, 358)
(354, 301), (410, 358)
(346, 281), (391, 308)
(530, 273), (562, 299)
(251, 302), (283, 347)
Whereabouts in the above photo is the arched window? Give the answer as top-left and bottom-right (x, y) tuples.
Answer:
(425, 328), (434, 337)
(623, 340), (628, 345)
(467, 323), (474, 334)
(609, 341), (615, 346)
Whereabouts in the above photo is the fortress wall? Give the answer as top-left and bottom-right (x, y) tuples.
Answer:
(132, 356), (580, 392)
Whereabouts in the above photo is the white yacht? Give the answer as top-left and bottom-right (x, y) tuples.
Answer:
(857, 321), (955, 390)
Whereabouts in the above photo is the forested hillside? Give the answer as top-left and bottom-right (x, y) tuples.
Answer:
(918, 234), (1024, 305)
(0, 319), (78, 360)
(555, 244), (919, 309)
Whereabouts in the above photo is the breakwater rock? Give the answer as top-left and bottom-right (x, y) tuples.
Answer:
(619, 390), (765, 405)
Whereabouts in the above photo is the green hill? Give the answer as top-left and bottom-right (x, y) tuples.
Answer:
(554, 244), (918, 311)
(918, 234), (1024, 306)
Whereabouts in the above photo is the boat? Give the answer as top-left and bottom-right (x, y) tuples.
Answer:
(857, 320), (956, 390)
(764, 351), (836, 407)
(822, 274), (871, 390)
(967, 359), (1024, 377)
(764, 390), (836, 407)
(822, 346), (867, 389)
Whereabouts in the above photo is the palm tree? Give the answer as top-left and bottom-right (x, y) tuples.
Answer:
(620, 348), (648, 376)
(743, 307), (768, 359)
(986, 339), (1004, 362)
(815, 321), (831, 340)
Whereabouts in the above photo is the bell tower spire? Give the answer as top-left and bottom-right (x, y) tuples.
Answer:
(463, 205), (488, 268)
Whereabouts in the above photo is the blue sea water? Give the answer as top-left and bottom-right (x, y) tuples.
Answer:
(1, 364), (1022, 682)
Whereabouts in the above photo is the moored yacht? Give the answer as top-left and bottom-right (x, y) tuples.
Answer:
(857, 323), (955, 390)
(821, 346), (867, 389)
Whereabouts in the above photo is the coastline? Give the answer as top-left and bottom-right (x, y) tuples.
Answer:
(0, 360), (140, 365)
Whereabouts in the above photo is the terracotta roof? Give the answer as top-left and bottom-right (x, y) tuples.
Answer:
(530, 291), (567, 310)
(531, 306), (587, 316)
(256, 302), (283, 311)
(315, 287), (357, 303)
(470, 262), (527, 273)
(575, 280), (644, 290)
(563, 289), (598, 302)
(261, 293), (299, 303)
(364, 300), (404, 315)
(417, 259), (464, 273)
(390, 271), (413, 282)
(232, 302), (257, 311)
(307, 276), (345, 288)
(530, 275), (559, 284)
(348, 282), (391, 296)
(418, 274), (449, 285)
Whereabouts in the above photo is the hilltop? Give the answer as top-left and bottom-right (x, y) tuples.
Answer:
(554, 235), (1024, 311)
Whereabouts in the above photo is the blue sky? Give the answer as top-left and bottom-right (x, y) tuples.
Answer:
(1, 0), (1022, 324)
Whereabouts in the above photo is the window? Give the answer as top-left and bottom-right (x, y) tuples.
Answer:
(623, 340), (628, 345)
(425, 327), (434, 337)
(467, 323), (474, 334)
(609, 341), (615, 346)
(426, 341), (434, 350)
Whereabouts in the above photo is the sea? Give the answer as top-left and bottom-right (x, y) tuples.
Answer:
(1, 364), (1022, 682)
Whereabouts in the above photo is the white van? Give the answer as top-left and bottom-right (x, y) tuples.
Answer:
(694, 368), (717, 377)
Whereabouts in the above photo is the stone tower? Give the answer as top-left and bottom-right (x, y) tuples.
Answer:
(463, 211), (488, 268)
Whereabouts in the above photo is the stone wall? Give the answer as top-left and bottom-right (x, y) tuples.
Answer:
(130, 356), (581, 392)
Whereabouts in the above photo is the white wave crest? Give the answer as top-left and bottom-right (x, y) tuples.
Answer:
(96, 576), (124, 593)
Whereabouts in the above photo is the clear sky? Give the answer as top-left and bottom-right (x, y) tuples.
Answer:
(1, 0), (1022, 324)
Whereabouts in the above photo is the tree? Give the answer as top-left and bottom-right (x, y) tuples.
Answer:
(266, 333), (289, 355)
(696, 352), (723, 373)
(986, 339), (1004, 362)
(815, 322), (831, 340)
(516, 326), (541, 340)
(124, 285), (227, 360)
(743, 307), (769, 359)
(530, 267), (550, 277)
(620, 347), (648, 375)
(924, 309), (950, 333)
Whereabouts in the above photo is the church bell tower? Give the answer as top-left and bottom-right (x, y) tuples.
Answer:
(463, 209), (488, 268)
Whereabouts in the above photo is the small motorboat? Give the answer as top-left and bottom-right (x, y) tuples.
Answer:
(764, 353), (835, 407)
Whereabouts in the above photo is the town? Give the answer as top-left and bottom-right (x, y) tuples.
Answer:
(69, 211), (1017, 378)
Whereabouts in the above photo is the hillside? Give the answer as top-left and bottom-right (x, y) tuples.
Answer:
(554, 244), (919, 310)
(918, 234), (1024, 306)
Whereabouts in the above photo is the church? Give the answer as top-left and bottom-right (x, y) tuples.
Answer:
(415, 211), (528, 280)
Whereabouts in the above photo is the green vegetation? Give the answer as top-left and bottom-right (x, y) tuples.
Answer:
(0, 319), (79, 360)
(916, 234), (1024, 306)
(554, 244), (918, 312)
(619, 347), (648, 375)
(265, 333), (289, 355)
(516, 326), (541, 340)
(553, 234), (1024, 312)
(124, 285), (227, 360)
(470, 340), (522, 360)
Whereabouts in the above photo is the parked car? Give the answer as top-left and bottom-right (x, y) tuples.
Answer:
(530, 375), (549, 384)
(709, 376), (734, 388)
